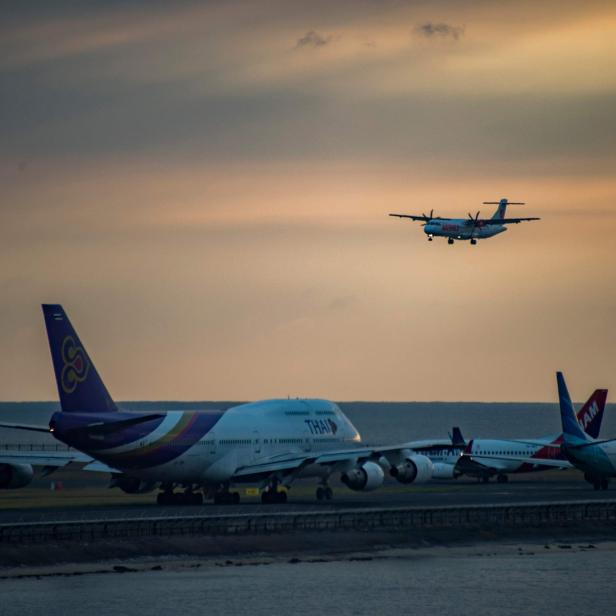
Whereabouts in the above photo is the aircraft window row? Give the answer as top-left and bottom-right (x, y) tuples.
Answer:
(484, 450), (531, 456)
(315, 411), (335, 416)
(219, 439), (252, 445)
(284, 411), (310, 416)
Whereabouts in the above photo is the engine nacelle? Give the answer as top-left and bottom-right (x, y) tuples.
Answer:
(431, 462), (456, 479)
(112, 476), (156, 494)
(341, 461), (385, 491)
(0, 463), (34, 489)
(390, 455), (434, 484)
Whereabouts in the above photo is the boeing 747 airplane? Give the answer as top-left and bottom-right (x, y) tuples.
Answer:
(0, 305), (454, 504)
(389, 198), (540, 245)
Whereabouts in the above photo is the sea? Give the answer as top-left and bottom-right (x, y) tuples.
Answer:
(1, 546), (615, 615)
(2, 400), (616, 446)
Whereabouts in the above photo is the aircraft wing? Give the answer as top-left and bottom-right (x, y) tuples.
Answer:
(486, 217), (541, 224)
(0, 448), (92, 468)
(232, 442), (422, 480)
(388, 213), (429, 222)
(461, 452), (570, 469)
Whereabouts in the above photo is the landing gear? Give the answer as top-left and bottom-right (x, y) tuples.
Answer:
(428, 235), (433, 242)
(448, 238), (454, 245)
(214, 490), (240, 505)
(261, 489), (287, 504)
(156, 488), (204, 505)
(496, 474), (508, 484)
(470, 238), (477, 245)
(316, 485), (333, 501)
(586, 474), (609, 491)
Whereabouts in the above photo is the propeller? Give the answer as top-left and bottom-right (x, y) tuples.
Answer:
(467, 211), (480, 224)
(421, 209), (434, 223)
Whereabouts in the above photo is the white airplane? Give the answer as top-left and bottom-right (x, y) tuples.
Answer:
(0, 305), (457, 504)
(557, 372), (616, 490)
(389, 198), (540, 245)
(454, 387), (607, 483)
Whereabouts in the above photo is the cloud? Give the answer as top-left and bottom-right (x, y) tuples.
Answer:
(295, 30), (333, 49)
(416, 22), (464, 40)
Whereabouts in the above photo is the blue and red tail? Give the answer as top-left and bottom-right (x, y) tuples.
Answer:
(42, 304), (117, 414)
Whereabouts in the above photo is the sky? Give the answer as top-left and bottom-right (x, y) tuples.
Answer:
(1, 0), (615, 401)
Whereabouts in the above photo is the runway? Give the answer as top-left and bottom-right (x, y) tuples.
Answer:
(2, 474), (616, 525)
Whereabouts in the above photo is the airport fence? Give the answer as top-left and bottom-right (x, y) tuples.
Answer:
(1, 501), (616, 544)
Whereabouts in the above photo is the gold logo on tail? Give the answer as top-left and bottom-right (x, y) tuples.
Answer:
(60, 336), (89, 393)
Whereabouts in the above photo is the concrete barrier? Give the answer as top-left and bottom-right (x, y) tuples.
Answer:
(2, 501), (616, 544)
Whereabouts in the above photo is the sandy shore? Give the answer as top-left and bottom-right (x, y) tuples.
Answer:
(1, 528), (614, 579)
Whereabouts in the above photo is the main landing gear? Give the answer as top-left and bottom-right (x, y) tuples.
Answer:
(156, 488), (204, 506)
(214, 490), (241, 505)
(470, 238), (477, 245)
(261, 489), (287, 504)
(316, 485), (333, 501)
(448, 238), (454, 245)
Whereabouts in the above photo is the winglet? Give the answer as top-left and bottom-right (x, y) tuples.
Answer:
(557, 372), (589, 443)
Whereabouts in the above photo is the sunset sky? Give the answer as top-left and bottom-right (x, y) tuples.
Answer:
(1, 0), (615, 401)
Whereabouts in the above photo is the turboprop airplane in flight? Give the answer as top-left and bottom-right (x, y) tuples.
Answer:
(455, 387), (607, 483)
(0, 305), (456, 504)
(389, 198), (540, 244)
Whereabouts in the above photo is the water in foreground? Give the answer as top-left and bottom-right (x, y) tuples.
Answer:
(1, 542), (615, 616)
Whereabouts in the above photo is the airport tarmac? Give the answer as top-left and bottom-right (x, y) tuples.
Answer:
(2, 474), (616, 524)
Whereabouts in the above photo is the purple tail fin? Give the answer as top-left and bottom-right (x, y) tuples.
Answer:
(42, 305), (117, 413)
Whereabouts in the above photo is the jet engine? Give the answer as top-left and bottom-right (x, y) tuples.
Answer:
(111, 475), (156, 494)
(389, 455), (433, 484)
(431, 462), (457, 479)
(341, 461), (385, 491)
(0, 463), (34, 489)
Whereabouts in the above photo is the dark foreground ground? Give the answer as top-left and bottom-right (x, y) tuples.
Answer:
(1, 468), (614, 524)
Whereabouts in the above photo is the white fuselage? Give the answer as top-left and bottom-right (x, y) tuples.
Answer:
(424, 219), (506, 240)
(110, 399), (362, 485)
(459, 437), (564, 475)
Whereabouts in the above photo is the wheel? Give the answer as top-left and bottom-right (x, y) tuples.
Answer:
(316, 486), (325, 501)
(277, 490), (287, 503)
(232, 491), (240, 504)
(428, 236), (433, 242)
(601, 479), (609, 490)
(324, 487), (333, 500)
(470, 239), (477, 245)
(496, 474), (508, 484)
(192, 492), (204, 505)
(261, 491), (272, 504)
(448, 238), (454, 245)
(157, 491), (174, 505)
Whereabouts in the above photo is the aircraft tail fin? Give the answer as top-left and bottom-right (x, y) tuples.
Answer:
(482, 198), (525, 220)
(449, 427), (466, 447)
(576, 389), (608, 439)
(557, 372), (590, 444)
(42, 305), (118, 414)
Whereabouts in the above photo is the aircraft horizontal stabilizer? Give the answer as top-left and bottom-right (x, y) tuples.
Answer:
(65, 413), (164, 437)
